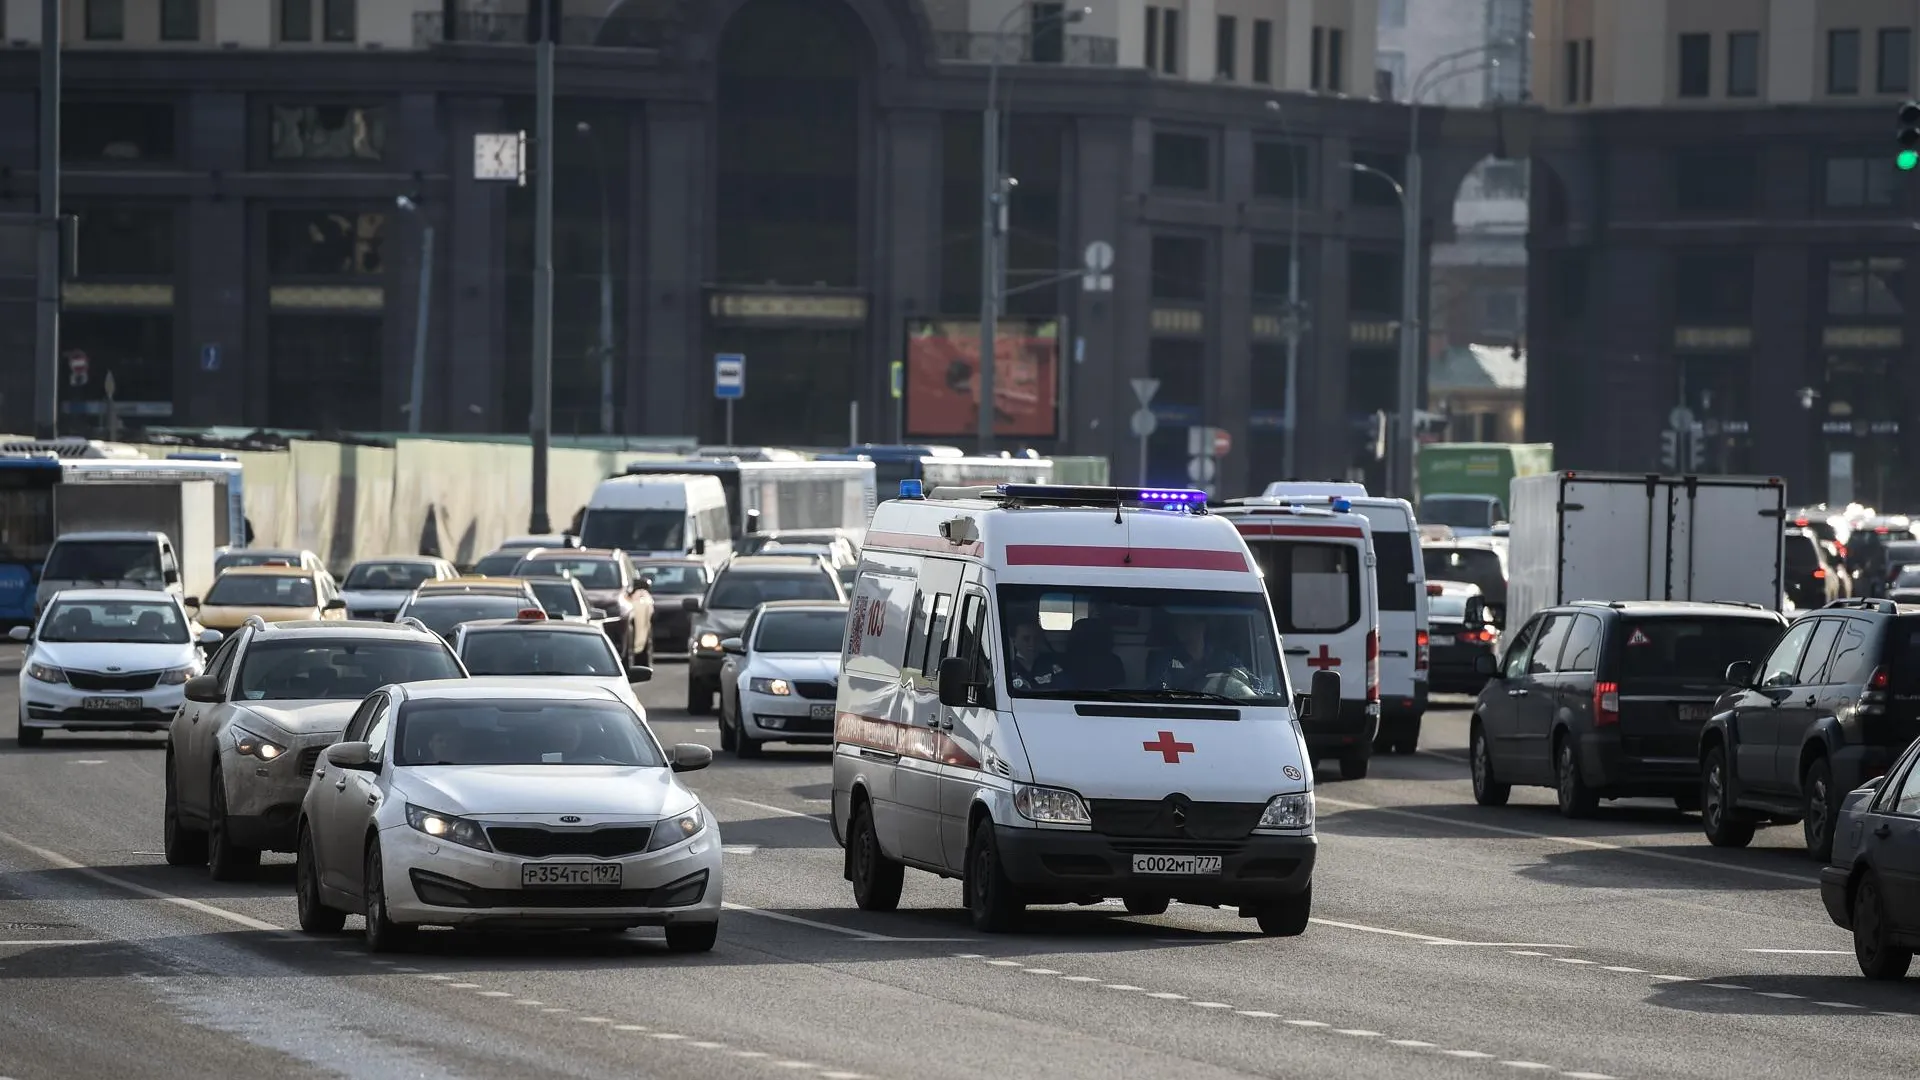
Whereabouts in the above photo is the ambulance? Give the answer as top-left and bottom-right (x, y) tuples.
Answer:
(830, 483), (1337, 936)
(1261, 482), (1431, 754)
(1213, 498), (1382, 779)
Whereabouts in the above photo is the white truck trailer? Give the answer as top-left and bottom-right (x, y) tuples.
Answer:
(1506, 472), (1787, 634)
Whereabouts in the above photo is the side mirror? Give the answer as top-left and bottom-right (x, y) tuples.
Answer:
(324, 598), (346, 611)
(7, 626), (28, 642)
(682, 596), (703, 612)
(164, 569), (180, 585)
(720, 637), (745, 655)
(693, 538), (707, 555)
(638, 577), (653, 591)
(1473, 653), (1499, 677)
(183, 674), (225, 703)
(670, 743), (714, 773)
(1309, 667), (1340, 721)
(589, 607), (609, 620)
(937, 655), (988, 708)
(627, 665), (653, 683)
(1724, 659), (1754, 687)
(1463, 600), (1488, 630)
(1858, 775), (1887, 793)
(197, 628), (222, 646)
(183, 596), (201, 609)
(327, 741), (378, 771)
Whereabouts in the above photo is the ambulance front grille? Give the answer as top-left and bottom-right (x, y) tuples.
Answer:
(1086, 799), (1266, 841)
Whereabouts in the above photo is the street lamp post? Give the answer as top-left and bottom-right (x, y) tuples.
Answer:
(529, 0), (557, 533)
(1263, 99), (1307, 481)
(394, 195), (434, 435)
(576, 121), (617, 435)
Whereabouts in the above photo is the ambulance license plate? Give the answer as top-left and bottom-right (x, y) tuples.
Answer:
(521, 863), (622, 888)
(809, 703), (834, 721)
(82, 697), (141, 711)
(1132, 854), (1223, 876)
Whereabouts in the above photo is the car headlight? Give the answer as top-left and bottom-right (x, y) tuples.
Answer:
(231, 727), (288, 761)
(25, 662), (66, 684)
(406, 804), (493, 851)
(645, 805), (706, 851)
(695, 631), (722, 652)
(1256, 792), (1314, 831)
(1013, 784), (1091, 826)
(749, 677), (791, 696)
(157, 663), (200, 685)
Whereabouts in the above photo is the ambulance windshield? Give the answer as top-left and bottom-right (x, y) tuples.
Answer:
(997, 585), (1290, 704)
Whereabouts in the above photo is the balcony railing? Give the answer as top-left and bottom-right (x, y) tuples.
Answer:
(412, 12), (670, 50)
(933, 30), (1119, 67)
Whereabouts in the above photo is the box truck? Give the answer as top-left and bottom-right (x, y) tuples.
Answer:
(1506, 472), (1786, 634)
(1417, 443), (1553, 534)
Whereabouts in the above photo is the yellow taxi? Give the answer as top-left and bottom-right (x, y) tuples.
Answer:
(188, 565), (346, 637)
(412, 576), (539, 602)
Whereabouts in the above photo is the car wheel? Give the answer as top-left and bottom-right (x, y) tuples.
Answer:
(1701, 746), (1756, 848)
(1554, 734), (1599, 818)
(1123, 896), (1170, 916)
(718, 697), (738, 752)
(162, 750), (208, 867)
(664, 921), (719, 953)
(1852, 872), (1914, 981)
(362, 840), (415, 953)
(1470, 722), (1510, 807)
(1802, 756), (1839, 862)
(206, 766), (260, 881)
(1371, 719), (1396, 755)
(1252, 883), (1312, 937)
(964, 817), (1025, 933)
(16, 720), (42, 748)
(1338, 746), (1370, 780)
(1393, 716), (1422, 755)
(847, 800), (904, 912)
(686, 678), (714, 716)
(735, 726), (763, 759)
(295, 825), (346, 934)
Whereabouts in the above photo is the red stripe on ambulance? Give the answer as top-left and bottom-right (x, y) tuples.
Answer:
(1003, 545), (1248, 572)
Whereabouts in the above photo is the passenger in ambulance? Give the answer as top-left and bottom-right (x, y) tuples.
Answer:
(1147, 613), (1247, 691)
(1063, 617), (1126, 689)
(1006, 619), (1069, 692)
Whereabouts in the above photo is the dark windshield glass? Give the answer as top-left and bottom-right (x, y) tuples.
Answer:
(471, 552), (526, 576)
(396, 699), (661, 767)
(346, 561), (439, 589)
(404, 596), (530, 639)
(1612, 617), (1784, 686)
(518, 558), (622, 590)
(580, 509), (685, 552)
(206, 574), (316, 608)
(639, 564), (707, 594)
(529, 579), (585, 616)
(235, 639), (463, 701)
(1429, 594), (1471, 620)
(709, 570), (839, 609)
(1374, 530), (1419, 611)
(44, 540), (162, 583)
(1420, 497), (1499, 529)
(460, 630), (620, 676)
(40, 599), (187, 643)
(755, 609), (848, 652)
(1423, 546), (1505, 603)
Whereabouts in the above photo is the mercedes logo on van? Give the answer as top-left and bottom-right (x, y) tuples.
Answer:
(1165, 793), (1191, 831)
(559, 815), (582, 823)
(105, 665), (122, 672)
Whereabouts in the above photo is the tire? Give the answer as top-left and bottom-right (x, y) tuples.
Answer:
(1393, 716), (1422, 755)
(1554, 733), (1598, 819)
(1470, 722), (1510, 807)
(1852, 872), (1914, 981)
(162, 751), (208, 867)
(964, 817), (1025, 933)
(686, 678), (714, 717)
(17, 724), (42, 747)
(1701, 745), (1756, 848)
(1338, 746), (1371, 780)
(717, 698), (738, 752)
(295, 825), (346, 934)
(1371, 719), (1396, 755)
(1253, 883), (1312, 936)
(1802, 757), (1839, 862)
(206, 766), (260, 881)
(846, 801), (904, 912)
(1123, 896), (1170, 916)
(664, 921), (719, 953)
(362, 840), (415, 953)
(735, 727), (763, 759)
(1673, 791), (1702, 814)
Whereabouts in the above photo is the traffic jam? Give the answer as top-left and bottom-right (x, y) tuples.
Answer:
(7, 445), (1920, 987)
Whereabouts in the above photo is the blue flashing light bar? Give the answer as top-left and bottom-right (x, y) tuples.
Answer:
(899, 479), (925, 499)
(994, 484), (1209, 507)
(1331, 497), (1352, 512)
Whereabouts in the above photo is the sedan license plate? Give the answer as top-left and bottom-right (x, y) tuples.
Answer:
(521, 863), (622, 888)
(1131, 853), (1223, 876)
(82, 697), (141, 711)
(809, 703), (834, 721)
(1678, 704), (1712, 721)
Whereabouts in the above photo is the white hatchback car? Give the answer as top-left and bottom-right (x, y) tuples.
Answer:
(718, 600), (848, 758)
(11, 590), (218, 746)
(450, 618), (653, 713)
(295, 680), (721, 952)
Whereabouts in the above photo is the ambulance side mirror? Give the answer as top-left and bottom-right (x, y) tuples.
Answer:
(938, 656), (989, 709)
(1297, 668), (1340, 721)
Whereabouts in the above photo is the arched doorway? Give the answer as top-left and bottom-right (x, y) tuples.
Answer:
(709, 0), (871, 445)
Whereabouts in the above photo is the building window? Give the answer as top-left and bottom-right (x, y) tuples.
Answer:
(1674, 148), (1756, 216)
(268, 315), (383, 431)
(1380, 0), (1406, 30)
(61, 314), (175, 417)
(1144, 6), (1158, 70)
(1824, 154), (1897, 209)
(1253, 141), (1305, 200)
(1216, 15), (1236, 80)
(1582, 39), (1594, 101)
(1481, 290), (1523, 335)
(71, 207), (175, 276)
(1251, 242), (1295, 301)
(1029, 2), (1066, 63)
(268, 105), (386, 162)
(160, 0), (200, 41)
(1727, 31), (1759, 97)
(1327, 27), (1345, 92)
(62, 102), (176, 163)
(1350, 150), (1404, 209)
(1830, 29), (1861, 94)
(322, 0), (357, 43)
(1827, 257), (1905, 317)
(1152, 132), (1211, 193)
(1677, 33), (1711, 97)
(1251, 19), (1272, 84)
(84, 0), (124, 41)
(1378, 51), (1405, 100)
(280, 0), (312, 41)
(1350, 250), (1398, 315)
(1673, 253), (1753, 321)
(1143, 6), (1180, 75)
(1564, 40), (1581, 104)
(1150, 236), (1206, 301)
(1880, 28), (1912, 94)
(267, 211), (386, 276)
(1311, 27), (1323, 89)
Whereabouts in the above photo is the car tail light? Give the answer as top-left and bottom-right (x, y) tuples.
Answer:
(1415, 630), (1430, 672)
(1862, 666), (1889, 716)
(1365, 629), (1380, 703)
(1458, 628), (1495, 644)
(1812, 568), (1826, 579)
(1593, 681), (1620, 726)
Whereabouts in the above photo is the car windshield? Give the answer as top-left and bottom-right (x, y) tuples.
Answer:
(1420, 497), (1499, 529)
(345, 561), (440, 589)
(580, 508), (685, 552)
(43, 540), (162, 583)
(1429, 594), (1472, 620)
(460, 630), (621, 677)
(519, 558), (622, 590)
(639, 564), (707, 594)
(205, 574), (317, 609)
(1423, 546), (1505, 602)
(234, 639), (464, 700)
(396, 699), (663, 767)
(996, 585), (1289, 705)
(755, 609), (848, 652)
(709, 570), (839, 609)
(404, 596), (532, 639)
(1611, 617), (1785, 687)
(1885, 542), (1920, 566)
(471, 552), (526, 577)
(40, 599), (187, 644)
(529, 579), (585, 616)
(1784, 535), (1821, 572)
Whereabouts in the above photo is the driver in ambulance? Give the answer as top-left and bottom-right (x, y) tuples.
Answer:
(1149, 613), (1247, 691)
(1006, 618), (1068, 692)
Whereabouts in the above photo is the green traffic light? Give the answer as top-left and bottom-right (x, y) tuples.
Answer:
(1902, 149), (1920, 170)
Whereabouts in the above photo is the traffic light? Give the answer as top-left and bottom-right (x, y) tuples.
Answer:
(1659, 430), (1679, 470)
(1899, 101), (1920, 170)
(1687, 424), (1707, 471)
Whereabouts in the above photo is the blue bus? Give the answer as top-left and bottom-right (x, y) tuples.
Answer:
(819, 444), (1053, 494)
(0, 457), (63, 624)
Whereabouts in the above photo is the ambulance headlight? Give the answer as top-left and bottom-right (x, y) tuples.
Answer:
(1013, 784), (1091, 826)
(1256, 792), (1314, 832)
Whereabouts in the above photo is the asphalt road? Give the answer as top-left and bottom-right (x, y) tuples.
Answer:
(0, 644), (1911, 1080)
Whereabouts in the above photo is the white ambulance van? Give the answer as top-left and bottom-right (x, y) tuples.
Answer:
(1214, 498), (1382, 779)
(831, 483), (1337, 936)
(1261, 482), (1430, 754)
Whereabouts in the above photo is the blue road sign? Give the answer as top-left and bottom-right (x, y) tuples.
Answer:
(201, 344), (221, 372)
(714, 353), (745, 400)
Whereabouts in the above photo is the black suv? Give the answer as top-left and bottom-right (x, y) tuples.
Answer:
(1470, 601), (1787, 818)
(1700, 597), (1920, 860)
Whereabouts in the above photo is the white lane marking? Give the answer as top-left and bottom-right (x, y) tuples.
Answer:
(1562, 1073), (1618, 1080)
(1601, 966), (1645, 974)
(0, 939), (100, 946)
(447, 982), (481, 989)
(1745, 948), (1853, 955)
(1498, 1063), (1554, 1071)
(1022, 968), (1062, 975)
(952, 953), (983, 959)
(1304, 917), (1459, 944)
(1508, 950), (1550, 957)
(985, 959), (1024, 967)
(1390, 1040), (1436, 1048)
(1059, 975), (1101, 983)
(1554, 958), (1598, 965)
(771, 1062), (816, 1069)
(540, 1007), (569, 1013)
(1283, 1020), (1329, 1028)
(1703, 983), (1751, 991)
(690, 1041), (728, 1049)
(1103, 984), (1145, 991)
(1443, 1050), (1495, 1059)
(477, 991), (514, 998)
(0, 827), (285, 933)
(721, 901), (963, 942)
(513, 999), (543, 1006)
(1815, 1001), (1864, 1009)
(727, 797), (829, 821)
(1237, 1011), (1280, 1018)
(613, 1024), (649, 1031)
(733, 1051), (771, 1059)
(819, 1073), (867, 1080)
(1334, 1029), (1382, 1037)
(1426, 942), (1581, 949)
(417, 974), (453, 981)
(649, 1033), (687, 1040)
(72, 759), (106, 765)
(1190, 1002), (1233, 1009)
(577, 1016), (614, 1023)
(1315, 794), (1818, 885)
(1648, 975), (1694, 982)
(722, 845), (760, 855)
(1146, 992), (1187, 1000)
(1756, 992), (1804, 1000)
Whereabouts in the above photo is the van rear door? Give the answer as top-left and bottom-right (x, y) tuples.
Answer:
(1610, 614), (1788, 760)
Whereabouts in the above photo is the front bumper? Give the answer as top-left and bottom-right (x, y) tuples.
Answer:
(992, 824), (1315, 906)
(379, 820), (724, 928)
(1819, 865), (1853, 930)
(650, 612), (692, 656)
(21, 676), (185, 731)
(741, 689), (836, 744)
(689, 648), (726, 681)
(222, 733), (343, 851)
(1300, 699), (1379, 758)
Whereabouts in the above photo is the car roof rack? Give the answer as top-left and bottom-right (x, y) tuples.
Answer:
(396, 616), (432, 633)
(1824, 597), (1898, 614)
(244, 614), (269, 631)
(1707, 600), (1769, 610)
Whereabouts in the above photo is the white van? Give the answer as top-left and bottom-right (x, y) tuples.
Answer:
(578, 474), (733, 571)
(1214, 499), (1381, 779)
(831, 483), (1335, 936)
(1261, 482), (1430, 754)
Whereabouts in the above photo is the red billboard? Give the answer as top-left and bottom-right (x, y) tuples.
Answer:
(904, 318), (1060, 439)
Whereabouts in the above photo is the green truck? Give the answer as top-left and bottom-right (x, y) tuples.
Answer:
(1417, 443), (1553, 533)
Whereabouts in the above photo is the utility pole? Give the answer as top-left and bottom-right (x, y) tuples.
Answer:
(1264, 100), (1307, 481)
(978, 83), (1003, 456)
(34, 0), (61, 439)
(528, 0), (555, 533)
